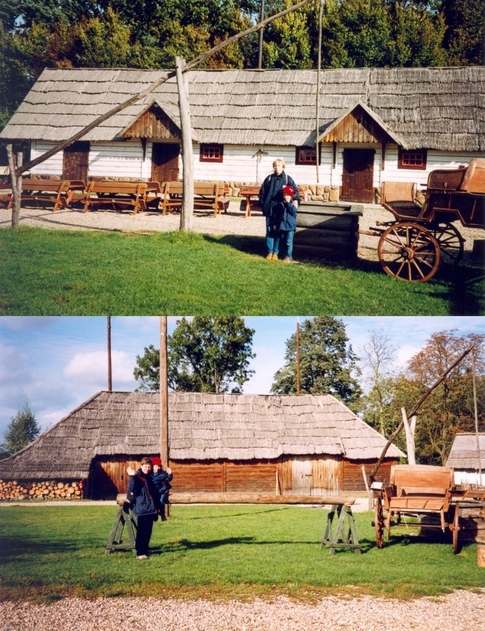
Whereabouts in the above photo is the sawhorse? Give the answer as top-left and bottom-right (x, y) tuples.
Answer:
(105, 501), (137, 554)
(321, 504), (361, 554)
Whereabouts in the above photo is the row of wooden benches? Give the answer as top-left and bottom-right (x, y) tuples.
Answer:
(0, 178), (232, 216)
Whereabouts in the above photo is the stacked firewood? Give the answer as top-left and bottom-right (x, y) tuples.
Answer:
(0, 479), (83, 500)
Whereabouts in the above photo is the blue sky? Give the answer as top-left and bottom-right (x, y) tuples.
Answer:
(0, 316), (484, 438)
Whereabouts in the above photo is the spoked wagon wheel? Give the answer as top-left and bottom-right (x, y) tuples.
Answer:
(377, 222), (441, 282)
(374, 498), (384, 548)
(430, 222), (464, 267)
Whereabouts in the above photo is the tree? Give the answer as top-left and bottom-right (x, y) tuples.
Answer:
(381, 330), (485, 465)
(441, 0), (485, 66)
(271, 316), (362, 408)
(358, 327), (399, 438)
(0, 403), (41, 459)
(134, 316), (256, 393)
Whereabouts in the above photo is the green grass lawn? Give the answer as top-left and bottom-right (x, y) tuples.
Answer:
(0, 505), (483, 603)
(0, 227), (483, 315)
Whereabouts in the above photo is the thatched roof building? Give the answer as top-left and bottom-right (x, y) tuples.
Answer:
(0, 391), (404, 498)
(446, 433), (485, 486)
(2, 66), (483, 152)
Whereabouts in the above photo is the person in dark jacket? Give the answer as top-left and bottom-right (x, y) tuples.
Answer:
(126, 457), (161, 559)
(276, 184), (298, 262)
(151, 456), (172, 521)
(258, 158), (300, 260)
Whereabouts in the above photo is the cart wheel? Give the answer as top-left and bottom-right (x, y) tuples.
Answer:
(375, 499), (384, 548)
(378, 222), (441, 282)
(452, 504), (460, 554)
(430, 222), (464, 266)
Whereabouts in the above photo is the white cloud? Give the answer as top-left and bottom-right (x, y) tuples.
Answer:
(63, 350), (135, 386)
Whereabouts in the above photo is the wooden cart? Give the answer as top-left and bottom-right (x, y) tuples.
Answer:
(372, 465), (462, 553)
(372, 158), (485, 282)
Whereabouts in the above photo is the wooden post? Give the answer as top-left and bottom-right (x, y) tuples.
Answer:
(296, 320), (301, 395)
(176, 56), (194, 232)
(107, 316), (112, 391)
(401, 407), (416, 465)
(160, 316), (169, 516)
(7, 146), (21, 227)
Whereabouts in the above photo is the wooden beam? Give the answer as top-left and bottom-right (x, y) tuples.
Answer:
(170, 493), (355, 506)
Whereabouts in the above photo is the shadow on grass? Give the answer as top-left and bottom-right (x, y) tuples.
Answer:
(203, 233), (485, 314)
(0, 534), (85, 560)
(179, 506), (295, 521)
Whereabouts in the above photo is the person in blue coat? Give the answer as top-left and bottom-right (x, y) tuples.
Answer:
(151, 456), (172, 521)
(276, 184), (298, 262)
(259, 158), (300, 260)
(126, 457), (161, 559)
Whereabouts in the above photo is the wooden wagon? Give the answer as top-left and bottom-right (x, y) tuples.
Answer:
(372, 465), (462, 553)
(372, 158), (485, 282)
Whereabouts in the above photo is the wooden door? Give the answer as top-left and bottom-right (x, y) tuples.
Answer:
(341, 148), (375, 203)
(291, 457), (313, 495)
(151, 143), (180, 182)
(62, 141), (89, 181)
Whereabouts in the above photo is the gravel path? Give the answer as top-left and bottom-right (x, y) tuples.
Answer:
(1, 202), (482, 264)
(1, 591), (485, 631)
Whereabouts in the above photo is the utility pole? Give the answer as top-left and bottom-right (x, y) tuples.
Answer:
(107, 316), (112, 391)
(258, 0), (265, 69)
(296, 319), (301, 395)
(160, 316), (169, 516)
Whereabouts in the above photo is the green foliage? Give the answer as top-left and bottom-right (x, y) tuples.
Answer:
(319, 0), (448, 68)
(0, 227), (483, 315)
(441, 0), (485, 66)
(0, 403), (40, 458)
(134, 344), (160, 392)
(0, 505), (483, 603)
(134, 317), (255, 393)
(271, 316), (362, 408)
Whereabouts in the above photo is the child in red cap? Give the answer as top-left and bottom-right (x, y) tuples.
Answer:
(151, 457), (172, 521)
(276, 184), (298, 262)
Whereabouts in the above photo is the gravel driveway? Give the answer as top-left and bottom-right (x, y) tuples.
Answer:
(1, 590), (485, 631)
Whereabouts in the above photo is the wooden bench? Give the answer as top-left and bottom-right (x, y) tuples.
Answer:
(383, 464), (455, 535)
(239, 185), (309, 217)
(82, 180), (148, 214)
(65, 180), (86, 207)
(8, 178), (71, 211)
(159, 181), (225, 217)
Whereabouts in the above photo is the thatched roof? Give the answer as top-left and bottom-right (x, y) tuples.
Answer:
(446, 433), (485, 470)
(1, 67), (483, 151)
(0, 391), (404, 480)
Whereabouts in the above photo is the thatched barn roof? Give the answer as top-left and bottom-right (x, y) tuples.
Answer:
(446, 433), (485, 470)
(1, 67), (483, 152)
(0, 391), (404, 480)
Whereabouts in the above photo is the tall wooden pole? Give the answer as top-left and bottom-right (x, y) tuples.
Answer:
(160, 317), (169, 467)
(472, 349), (482, 485)
(296, 320), (301, 395)
(258, 0), (265, 69)
(107, 316), (112, 391)
(7, 146), (21, 227)
(160, 316), (169, 516)
(175, 57), (194, 232)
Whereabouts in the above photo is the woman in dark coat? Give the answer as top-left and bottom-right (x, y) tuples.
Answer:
(127, 457), (161, 559)
(259, 158), (300, 260)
